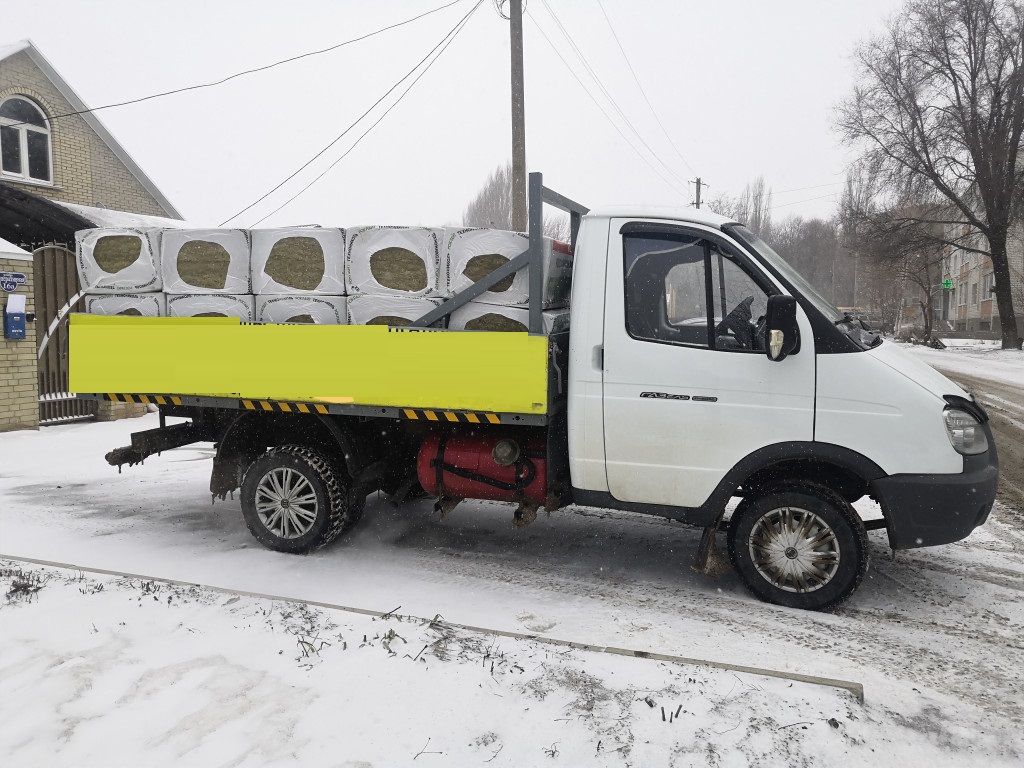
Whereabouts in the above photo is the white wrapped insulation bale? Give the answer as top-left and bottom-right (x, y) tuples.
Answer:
(84, 293), (166, 317)
(445, 228), (573, 308)
(346, 294), (440, 327)
(250, 227), (346, 295)
(448, 301), (569, 334)
(161, 229), (251, 294)
(76, 227), (163, 294)
(346, 226), (446, 298)
(166, 294), (256, 321)
(256, 295), (347, 325)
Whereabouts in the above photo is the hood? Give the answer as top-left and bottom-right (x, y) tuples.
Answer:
(867, 340), (970, 401)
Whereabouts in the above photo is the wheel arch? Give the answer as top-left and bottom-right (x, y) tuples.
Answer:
(211, 412), (364, 498)
(709, 441), (887, 521)
(572, 441), (888, 529)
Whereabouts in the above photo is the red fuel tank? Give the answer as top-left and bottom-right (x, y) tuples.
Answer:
(417, 432), (547, 504)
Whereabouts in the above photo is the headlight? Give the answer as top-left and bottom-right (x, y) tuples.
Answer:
(943, 408), (989, 455)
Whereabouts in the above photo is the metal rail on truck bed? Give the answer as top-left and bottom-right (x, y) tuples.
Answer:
(76, 390), (546, 427)
(410, 172), (588, 332)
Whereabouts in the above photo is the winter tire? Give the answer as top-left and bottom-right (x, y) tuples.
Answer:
(727, 484), (868, 611)
(240, 444), (363, 553)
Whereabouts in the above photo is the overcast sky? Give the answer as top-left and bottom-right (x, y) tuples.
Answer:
(5, 0), (904, 228)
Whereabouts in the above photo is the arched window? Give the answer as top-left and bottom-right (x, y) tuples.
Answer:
(0, 96), (52, 183)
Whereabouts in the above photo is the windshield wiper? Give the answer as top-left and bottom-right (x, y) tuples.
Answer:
(834, 313), (881, 349)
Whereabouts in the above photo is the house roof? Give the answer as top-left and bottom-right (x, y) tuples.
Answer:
(0, 183), (191, 247)
(52, 200), (189, 230)
(0, 182), (94, 246)
(0, 39), (183, 220)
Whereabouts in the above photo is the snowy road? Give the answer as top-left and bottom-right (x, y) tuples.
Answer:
(2, 411), (1023, 765)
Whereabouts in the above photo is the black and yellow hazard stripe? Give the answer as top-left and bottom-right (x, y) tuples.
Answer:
(241, 399), (329, 415)
(105, 393), (182, 406)
(101, 393), (504, 423)
(400, 408), (501, 424)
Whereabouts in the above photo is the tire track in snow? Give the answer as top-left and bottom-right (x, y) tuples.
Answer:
(366, 503), (1024, 725)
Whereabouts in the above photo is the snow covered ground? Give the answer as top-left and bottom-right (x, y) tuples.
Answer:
(901, 338), (1024, 389)
(2, 409), (1023, 766)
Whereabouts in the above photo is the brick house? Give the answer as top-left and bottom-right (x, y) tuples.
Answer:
(0, 39), (183, 430)
(0, 235), (35, 431)
(940, 221), (1024, 339)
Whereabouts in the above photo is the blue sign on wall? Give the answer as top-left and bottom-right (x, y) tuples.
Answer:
(0, 272), (27, 292)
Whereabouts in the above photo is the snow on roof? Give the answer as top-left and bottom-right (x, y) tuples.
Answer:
(586, 204), (735, 229)
(0, 235), (32, 261)
(51, 201), (190, 230)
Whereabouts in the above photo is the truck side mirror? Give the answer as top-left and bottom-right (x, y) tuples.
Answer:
(765, 295), (799, 362)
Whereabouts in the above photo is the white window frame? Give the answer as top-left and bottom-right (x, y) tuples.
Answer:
(0, 95), (54, 185)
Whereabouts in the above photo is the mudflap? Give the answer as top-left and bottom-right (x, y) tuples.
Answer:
(692, 525), (730, 578)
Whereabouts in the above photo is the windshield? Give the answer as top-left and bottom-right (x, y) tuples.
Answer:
(727, 224), (881, 351)
(727, 225), (842, 321)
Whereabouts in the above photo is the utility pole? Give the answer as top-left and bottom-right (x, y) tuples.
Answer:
(692, 177), (704, 209)
(510, 0), (527, 231)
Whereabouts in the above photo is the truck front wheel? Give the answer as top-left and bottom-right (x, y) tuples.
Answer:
(727, 485), (868, 610)
(240, 445), (362, 553)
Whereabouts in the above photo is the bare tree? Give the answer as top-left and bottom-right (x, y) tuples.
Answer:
(858, 257), (907, 333)
(771, 216), (855, 307)
(837, 0), (1024, 348)
(707, 176), (774, 240)
(463, 164), (514, 230)
(463, 162), (571, 241)
(900, 240), (947, 338)
(840, 169), (948, 337)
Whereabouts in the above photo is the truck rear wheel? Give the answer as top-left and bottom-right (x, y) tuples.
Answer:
(727, 485), (868, 611)
(240, 445), (362, 553)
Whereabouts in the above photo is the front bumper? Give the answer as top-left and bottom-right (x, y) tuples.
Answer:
(871, 424), (999, 550)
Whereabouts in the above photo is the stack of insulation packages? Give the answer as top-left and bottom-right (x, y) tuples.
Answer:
(76, 226), (572, 333)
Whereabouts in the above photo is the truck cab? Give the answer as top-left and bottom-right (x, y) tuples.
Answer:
(565, 205), (997, 608)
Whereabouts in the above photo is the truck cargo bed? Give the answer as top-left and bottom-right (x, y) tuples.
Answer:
(70, 314), (551, 423)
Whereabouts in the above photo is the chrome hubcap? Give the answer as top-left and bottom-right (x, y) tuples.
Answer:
(748, 506), (840, 593)
(255, 467), (319, 539)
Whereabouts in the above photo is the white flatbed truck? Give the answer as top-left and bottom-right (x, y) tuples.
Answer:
(71, 173), (998, 610)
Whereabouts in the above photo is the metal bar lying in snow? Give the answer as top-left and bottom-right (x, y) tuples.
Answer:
(0, 553), (865, 703)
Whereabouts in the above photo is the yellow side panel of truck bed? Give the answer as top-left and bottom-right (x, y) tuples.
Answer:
(69, 315), (549, 415)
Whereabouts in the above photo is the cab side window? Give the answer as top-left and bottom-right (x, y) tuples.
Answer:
(623, 230), (772, 352)
(625, 233), (710, 347)
(708, 246), (769, 350)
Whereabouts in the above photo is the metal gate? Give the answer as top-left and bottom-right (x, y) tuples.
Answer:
(33, 245), (96, 424)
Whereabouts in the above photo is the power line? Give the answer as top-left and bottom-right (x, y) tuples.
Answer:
(248, 3), (483, 226)
(595, 0), (695, 176)
(525, 13), (689, 198)
(221, 0), (485, 226)
(770, 188), (839, 208)
(3, 0), (470, 129)
(533, 0), (690, 189)
(773, 181), (845, 195)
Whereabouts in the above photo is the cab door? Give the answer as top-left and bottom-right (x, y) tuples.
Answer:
(602, 220), (815, 508)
